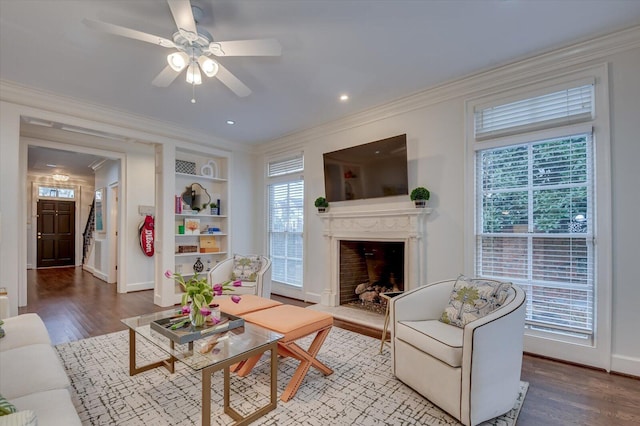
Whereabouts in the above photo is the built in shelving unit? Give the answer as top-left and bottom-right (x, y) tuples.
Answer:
(173, 152), (229, 300)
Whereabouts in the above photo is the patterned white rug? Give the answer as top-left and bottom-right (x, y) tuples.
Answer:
(55, 328), (527, 425)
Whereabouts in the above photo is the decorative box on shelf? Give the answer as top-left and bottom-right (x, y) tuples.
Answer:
(175, 159), (196, 175)
(200, 248), (220, 253)
(199, 235), (219, 253)
(178, 245), (198, 253)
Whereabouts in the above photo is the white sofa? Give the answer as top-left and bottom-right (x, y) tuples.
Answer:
(390, 278), (526, 426)
(0, 313), (81, 426)
(208, 254), (272, 298)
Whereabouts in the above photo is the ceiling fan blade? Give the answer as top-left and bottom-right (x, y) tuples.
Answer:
(167, 0), (198, 42)
(215, 63), (251, 97)
(83, 19), (175, 48)
(152, 65), (182, 87)
(209, 39), (282, 57)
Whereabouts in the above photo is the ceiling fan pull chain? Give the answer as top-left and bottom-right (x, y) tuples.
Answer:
(191, 82), (196, 104)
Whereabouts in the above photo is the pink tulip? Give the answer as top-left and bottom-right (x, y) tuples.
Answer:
(181, 305), (191, 314)
(200, 308), (211, 317)
(231, 295), (241, 304)
(212, 317), (221, 325)
(214, 289), (223, 296)
(233, 280), (242, 287)
(213, 283), (223, 292)
(164, 270), (173, 279)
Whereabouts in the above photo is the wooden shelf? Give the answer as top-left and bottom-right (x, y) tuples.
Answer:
(175, 213), (227, 218)
(175, 233), (227, 237)
(174, 252), (227, 257)
(175, 172), (227, 182)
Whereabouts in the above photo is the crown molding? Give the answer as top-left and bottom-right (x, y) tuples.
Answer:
(0, 79), (248, 153)
(257, 24), (640, 155)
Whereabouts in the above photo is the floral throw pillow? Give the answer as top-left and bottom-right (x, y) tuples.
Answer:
(0, 393), (17, 416)
(230, 254), (262, 282)
(440, 275), (512, 328)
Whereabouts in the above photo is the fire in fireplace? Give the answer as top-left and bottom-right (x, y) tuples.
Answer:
(339, 240), (404, 313)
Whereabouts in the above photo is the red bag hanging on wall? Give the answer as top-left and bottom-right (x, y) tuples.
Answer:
(139, 215), (155, 257)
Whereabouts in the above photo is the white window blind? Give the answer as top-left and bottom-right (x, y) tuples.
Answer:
(476, 134), (594, 337)
(267, 155), (304, 287)
(474, 84), (593, 140)
(268, 155), (303, 177)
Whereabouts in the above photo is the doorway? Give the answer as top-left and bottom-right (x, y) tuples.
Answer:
(37, 199), (75, 267)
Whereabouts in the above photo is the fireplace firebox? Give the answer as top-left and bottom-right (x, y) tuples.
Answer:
(339, 241), (404, 310)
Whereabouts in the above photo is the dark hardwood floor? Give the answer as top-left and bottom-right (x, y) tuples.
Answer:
(21, 267), (640, 426)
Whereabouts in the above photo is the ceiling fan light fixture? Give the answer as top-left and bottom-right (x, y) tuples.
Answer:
(186, 63), (202, 85)
(197, 56), (219, 77)
(167, 52), (188, 72)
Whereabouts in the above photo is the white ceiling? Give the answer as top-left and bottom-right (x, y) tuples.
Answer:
(2, 1), (640, 146)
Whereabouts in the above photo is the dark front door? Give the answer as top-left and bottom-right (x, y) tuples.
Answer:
(37, 200), (75, 267)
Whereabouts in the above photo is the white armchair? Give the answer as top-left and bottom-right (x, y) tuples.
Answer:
(207, 255), (272, 298)
(390, 278), (526, 426)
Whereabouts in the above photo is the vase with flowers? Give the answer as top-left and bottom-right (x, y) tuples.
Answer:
(164, 270), (242, 327)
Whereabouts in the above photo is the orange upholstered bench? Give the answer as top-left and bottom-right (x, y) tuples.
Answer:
(214, 294), (282, 316)
(232, 304), (334, 402)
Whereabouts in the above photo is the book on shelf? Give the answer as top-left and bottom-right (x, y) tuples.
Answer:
(175, 195), (183, 214)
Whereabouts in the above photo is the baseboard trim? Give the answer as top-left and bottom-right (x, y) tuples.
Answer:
(611, 354), (640, 378)
(92, 270), (108, 282)
(125, 281), (154, 292)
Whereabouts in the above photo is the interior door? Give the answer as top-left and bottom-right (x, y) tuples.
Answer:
(37, 200), (75, 267)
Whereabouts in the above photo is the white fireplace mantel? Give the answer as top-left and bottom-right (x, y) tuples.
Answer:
(319, 208), (431, 306)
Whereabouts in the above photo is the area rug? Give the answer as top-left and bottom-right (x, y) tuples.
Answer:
(55, 328), (527, 425)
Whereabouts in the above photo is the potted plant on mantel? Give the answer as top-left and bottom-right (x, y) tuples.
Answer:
(315, 196), (329, 213)
(410, 187), (430, 208)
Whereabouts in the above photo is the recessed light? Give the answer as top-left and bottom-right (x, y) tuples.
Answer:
(226, 120), (235, 125)
(46, 164), (57, 168)
(339, 94), (349, 102)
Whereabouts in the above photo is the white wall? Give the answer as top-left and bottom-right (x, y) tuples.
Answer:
(121, 152), (156, 291)
(609, 47), (640, 375)
(257, 33), (640, 375)
(92, 160), (119, 282)
(229, 150), (260, 255)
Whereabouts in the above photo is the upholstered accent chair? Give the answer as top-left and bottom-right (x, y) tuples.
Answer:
(390, 278), (526, 426)
(207, 254), (272, 298)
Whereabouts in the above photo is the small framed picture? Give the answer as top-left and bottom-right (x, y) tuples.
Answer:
(184, 218), (200, 235)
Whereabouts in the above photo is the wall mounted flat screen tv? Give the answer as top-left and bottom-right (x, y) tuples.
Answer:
(323, 134), (408, 203)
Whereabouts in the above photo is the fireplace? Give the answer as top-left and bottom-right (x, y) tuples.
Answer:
(340, 241), (404, 311)
(319, 207), (429, 308)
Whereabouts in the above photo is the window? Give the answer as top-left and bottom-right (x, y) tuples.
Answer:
(267, 155), (304, 287)
(476, 133), (593, 338)
(38, 186), (75, 199)
(471, 77), (604, 344)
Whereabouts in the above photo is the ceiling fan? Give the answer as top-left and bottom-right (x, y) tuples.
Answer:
(83, 0), (281, 100)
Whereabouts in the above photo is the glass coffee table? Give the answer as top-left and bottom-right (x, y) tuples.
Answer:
(122, 309), (283, 426)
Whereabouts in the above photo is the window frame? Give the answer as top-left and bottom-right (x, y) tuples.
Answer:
(464, 65), (612, 370)
(37, 185), (76, 200)
(265, 153), (305, 297)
